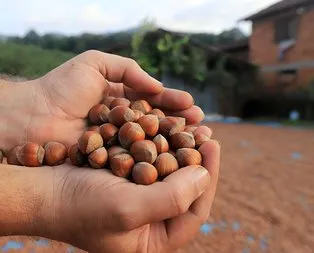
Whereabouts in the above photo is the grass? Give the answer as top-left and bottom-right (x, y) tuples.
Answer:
(0, 42), (75, 79)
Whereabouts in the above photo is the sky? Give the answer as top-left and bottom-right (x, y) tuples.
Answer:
(0, 0), (280, 36)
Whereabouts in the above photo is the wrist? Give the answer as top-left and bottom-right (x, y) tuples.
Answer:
(0, 164), (53, 237)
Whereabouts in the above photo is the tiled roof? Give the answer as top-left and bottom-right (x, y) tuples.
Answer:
(243, 0), (313, 21)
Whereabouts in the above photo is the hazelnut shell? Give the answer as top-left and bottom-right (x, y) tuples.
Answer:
(132, 162), (158, 185)
(130, 140), (158, 164)
(44, 142), (68, 166)
(118, 122), (145, 149)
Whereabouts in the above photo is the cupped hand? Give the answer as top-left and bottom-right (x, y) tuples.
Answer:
(25, 50), (204, 148)
(38, 126), (219, 253)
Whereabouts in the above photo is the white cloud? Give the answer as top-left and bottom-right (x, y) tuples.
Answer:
(0, 0), (280, 35)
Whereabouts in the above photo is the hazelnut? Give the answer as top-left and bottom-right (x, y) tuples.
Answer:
(7, 146), (22, 165)
(0, 150), (3, 163)
(17, 143), (45, 167)
(133, 110), (145, 122)
(44, 142), (67, 166)
(148, 109), (165, 119)
(102, 96), (115, 108)
(110, 98), (131, 109)
(108, 146), (129, 161)
(170, 132), (195, 150)
(176, 148), (202, 167)
(131, 100), (152, 114)
(154, 153), (179, 177)
(68, 144), (86, 166)
(153, 134), (169, 154)
(159, 116), (186, 138)
(110, 153), (135, 178)
(118, 122), (145, 149)
(88, 125), (100, 133)
(88, 147), (108, 169)
(88, 104), (110, 125)
(99, 123), (118, 147)
(78, 131), (104, 154)
(132, 162), (158, 185)
(108, 106), (135, 127)
(137, 114), (159, 137)
(193, 126), (212, 148)
(130, 140), (157, 164)
(184, 126), (198, 133)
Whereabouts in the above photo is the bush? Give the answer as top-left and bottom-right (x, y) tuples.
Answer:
(0, 42), (74, 78)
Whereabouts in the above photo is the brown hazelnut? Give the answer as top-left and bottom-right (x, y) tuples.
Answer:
(110, 98), (131, 109)
(88, 147), (108, 169)
(176, 148), (202, 167)
(99, 123), (118, 147)
(0, 150), (3, 163)
(130, 140), (157, 164)
(153, 134), (169, 154)
(108, 106), (135, 127)
(108, 146), (129, 161)
(154, 153), (179, 177)
(110, 153), (135, 178)
(7, 146), (22, 165)
(137, 114), (159, 137)
(102, 96), (115, 108)
(17, 143), (45, 167)
(88, 125), (100, 133)
(78, 131), (104, 154)
(88, 104), (110, 125)
(133, 110), (145, 122)
(184, 126), (198, 133)
(148, 109), (165, 119)
(68, 144), (86, 166)
(132, 162), (158, 185)
(170, 132), (195, 150)
(118, 122), (145, 149)
(159, 116), (186, 138)
(131, 100), (152, 114)
(44, 142), (67, 166)
(193, 126), (212, 148)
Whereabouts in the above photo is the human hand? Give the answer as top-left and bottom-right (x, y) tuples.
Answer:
(0, 50), (204, 152)
(35, 126), (219, 253)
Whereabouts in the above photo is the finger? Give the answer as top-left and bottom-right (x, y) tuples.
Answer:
(124, 86), (194, 111)
(190, 140), (220, 218)
(116, 166), (210, 231)
(165, 140), (220, 250)
(83, 51), (163, 94)
(164, 106), (205, 125)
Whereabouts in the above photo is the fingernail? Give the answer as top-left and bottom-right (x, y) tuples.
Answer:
(193, 166), (210, 195)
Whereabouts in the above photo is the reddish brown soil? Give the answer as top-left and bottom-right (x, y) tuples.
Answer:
(1, 123), (313, 253)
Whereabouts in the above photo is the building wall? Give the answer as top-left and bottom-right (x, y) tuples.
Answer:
(161, 73), (220, 114)
(250, 6), (314, 87)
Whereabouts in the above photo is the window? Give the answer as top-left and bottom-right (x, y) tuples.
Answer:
(274, 15), (299, 43)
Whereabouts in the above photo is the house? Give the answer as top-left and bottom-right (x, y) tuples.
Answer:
(242, 0), (314, 93)
(103, 28), (258, 117)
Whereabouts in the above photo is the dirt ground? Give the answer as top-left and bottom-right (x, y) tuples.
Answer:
(0, 123), (313, 253)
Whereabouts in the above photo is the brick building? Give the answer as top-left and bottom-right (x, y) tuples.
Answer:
(243, 0), (314, 93)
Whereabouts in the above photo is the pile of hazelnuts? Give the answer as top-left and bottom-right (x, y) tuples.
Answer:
(2, 98), (209, 185)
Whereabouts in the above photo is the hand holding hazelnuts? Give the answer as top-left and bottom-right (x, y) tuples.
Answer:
(2, 98), (210, 185)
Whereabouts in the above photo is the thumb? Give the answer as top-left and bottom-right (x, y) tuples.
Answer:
(118, 166), (210, 230)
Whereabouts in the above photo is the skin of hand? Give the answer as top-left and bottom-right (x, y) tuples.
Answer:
(0, 50), (220, 253)
(0, 50), (204, 153)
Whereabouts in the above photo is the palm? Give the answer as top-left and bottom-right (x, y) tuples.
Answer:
(54, 165), (183, 253)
